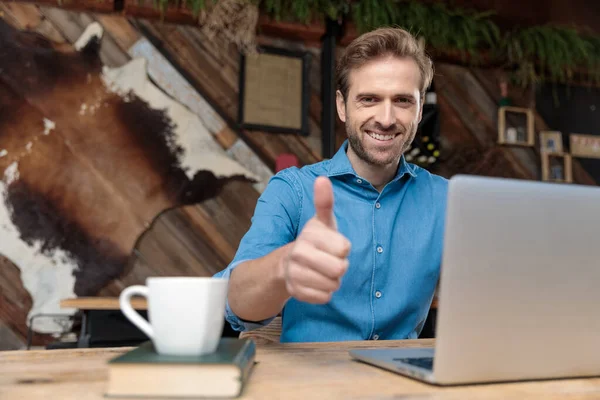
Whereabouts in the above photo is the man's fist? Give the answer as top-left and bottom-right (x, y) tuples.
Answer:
(281, 177), (351, 304)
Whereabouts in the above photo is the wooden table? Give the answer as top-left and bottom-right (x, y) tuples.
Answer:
(59, 297), (240, 347)
(59, 297), (149, 348)
(3, 339), (600, 399)
(60, 297), (148, 310)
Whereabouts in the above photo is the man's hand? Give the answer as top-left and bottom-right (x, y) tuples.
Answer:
(280, 176), (351, 304)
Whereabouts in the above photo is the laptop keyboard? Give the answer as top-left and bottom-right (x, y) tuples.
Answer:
(393, 357), (434, 371)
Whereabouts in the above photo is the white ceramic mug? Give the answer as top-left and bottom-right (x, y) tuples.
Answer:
(119, 277), (229, 356)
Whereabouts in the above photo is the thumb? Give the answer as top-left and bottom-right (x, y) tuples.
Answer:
(314, 176), (336, 229)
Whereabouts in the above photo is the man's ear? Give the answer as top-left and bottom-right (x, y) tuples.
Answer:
(336, 90), (346, 123)
(417, 96), (424, 124)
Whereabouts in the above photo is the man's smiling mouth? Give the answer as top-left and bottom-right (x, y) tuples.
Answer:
(366, 131), (398, 141)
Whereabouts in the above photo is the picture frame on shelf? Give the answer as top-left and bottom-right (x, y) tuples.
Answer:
(497, 106), (535, 147)
(238, 46), (311, 136)
(539, 131), (564, 154)
(541, 152), (573, 183)
(569, 133), (600, 159)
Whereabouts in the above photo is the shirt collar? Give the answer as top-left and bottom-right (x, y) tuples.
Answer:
(326, 140), (417, 181)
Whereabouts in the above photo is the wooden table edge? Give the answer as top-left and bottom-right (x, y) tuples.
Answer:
(60, 297), (148, 310)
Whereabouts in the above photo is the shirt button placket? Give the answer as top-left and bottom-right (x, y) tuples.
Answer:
(373, 200), (383, 344)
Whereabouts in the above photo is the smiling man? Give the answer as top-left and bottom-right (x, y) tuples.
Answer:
(213, 27), (448, 342)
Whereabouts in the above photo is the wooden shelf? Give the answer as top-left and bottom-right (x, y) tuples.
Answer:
(541, 152), (573, 183)
(498, 106), (535, 147)
(60, 297), (147, 310)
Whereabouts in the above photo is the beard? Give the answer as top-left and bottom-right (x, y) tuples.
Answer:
(346, 119), (417, 167)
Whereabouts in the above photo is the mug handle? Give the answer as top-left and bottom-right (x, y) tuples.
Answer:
(119, 285), (153, 339)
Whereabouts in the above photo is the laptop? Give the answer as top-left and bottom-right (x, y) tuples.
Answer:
(350, 174), (600, 385)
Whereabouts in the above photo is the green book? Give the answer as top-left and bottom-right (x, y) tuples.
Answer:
(105, 338), (256, 398)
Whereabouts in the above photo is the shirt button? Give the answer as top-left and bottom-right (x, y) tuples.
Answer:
(356, 178), (363, 184)
(375, 291), (382, 298)
(377, 246), (383, 253)
(375, 202), (381, 209)
(372, 334), (379, 340)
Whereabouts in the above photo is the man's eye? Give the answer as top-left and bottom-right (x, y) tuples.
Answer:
(362, 97), (375, 103)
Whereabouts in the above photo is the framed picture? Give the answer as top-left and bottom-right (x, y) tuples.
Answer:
(497, 106), (534, 147)
(539, 131), (564, 154)
(238, 46), (311, 136)
(569, 133), (600, 159)
(541, 152), (573, 183)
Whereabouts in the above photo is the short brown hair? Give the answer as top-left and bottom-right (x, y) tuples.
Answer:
(336, 27), (434, 100)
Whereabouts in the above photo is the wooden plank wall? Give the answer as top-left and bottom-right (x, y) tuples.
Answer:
(128, 19), (323, 169)
(433, 64), (597, 185)
(0, 255), (35, 349)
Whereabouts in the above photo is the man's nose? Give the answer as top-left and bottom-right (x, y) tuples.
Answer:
(374, 101), (395, 129)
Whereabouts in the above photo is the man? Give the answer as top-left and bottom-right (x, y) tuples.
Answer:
(214, 27), (448, 342)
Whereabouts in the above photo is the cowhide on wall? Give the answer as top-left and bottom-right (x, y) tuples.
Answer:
(0, 19), (258, 337)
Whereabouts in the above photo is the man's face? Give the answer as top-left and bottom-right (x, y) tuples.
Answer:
(336, 55), (423, 166)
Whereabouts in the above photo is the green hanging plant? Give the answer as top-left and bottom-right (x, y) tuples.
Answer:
(259, 0), (348, 23)
(351, 0), (500, 64)
(145, 0), (212, 16)
(502, 25), (600, 88)
(146, 0), (600, 89)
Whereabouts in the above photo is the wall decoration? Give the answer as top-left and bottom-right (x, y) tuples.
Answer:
(539, 131), (564, 154)
(541, 153), (573, 183)
(536, 82), (600, 185)
(569, 134), (600, 159)
(497, 106), (535, 147)
(238, 46), (311, 136)
(128, 37), (273, 193)
(0, 18), (257, 341)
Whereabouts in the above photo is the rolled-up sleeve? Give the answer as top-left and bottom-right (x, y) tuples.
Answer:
(213, 168), (302, 332)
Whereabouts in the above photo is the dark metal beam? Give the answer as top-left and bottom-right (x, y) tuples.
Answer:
(320, 18), (342, 159)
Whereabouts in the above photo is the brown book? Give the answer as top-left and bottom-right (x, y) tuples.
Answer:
(105, 338), (256, 398)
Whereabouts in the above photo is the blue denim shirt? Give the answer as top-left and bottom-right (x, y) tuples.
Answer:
(214, 141), (448, 342)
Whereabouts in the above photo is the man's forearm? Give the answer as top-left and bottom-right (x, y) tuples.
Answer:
(227, 243), (293, 322)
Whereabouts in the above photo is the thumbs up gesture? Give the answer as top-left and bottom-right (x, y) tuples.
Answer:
(282, 177), (351, 304)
